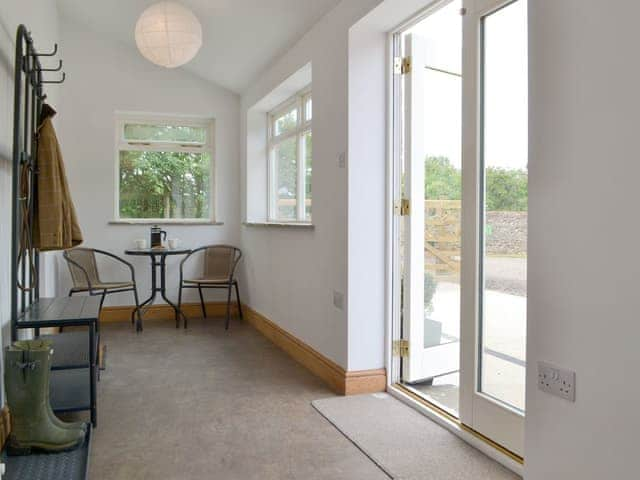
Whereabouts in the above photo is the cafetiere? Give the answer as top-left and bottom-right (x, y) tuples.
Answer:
(150, 225), (167, 248)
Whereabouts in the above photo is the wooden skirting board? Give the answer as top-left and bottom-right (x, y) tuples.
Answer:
(243, 307), (386, 395)
(100, 302), (239, 323)
(0, 406), (10, 450)
(101, 302), (386, 395)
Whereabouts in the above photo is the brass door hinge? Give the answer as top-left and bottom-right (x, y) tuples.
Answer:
(400, 198), (410, 216)
(394, 56), (412, 75)
(395, 198), (410, 216)
(393, 339), (409, 357)
(394, 198), (410, 216)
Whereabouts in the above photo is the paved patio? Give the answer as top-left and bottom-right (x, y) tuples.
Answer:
(414, 255), (526, 412)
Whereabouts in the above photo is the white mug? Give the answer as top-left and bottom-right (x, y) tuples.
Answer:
(168, 238), (180, 249)
(135, 239), (147, 249)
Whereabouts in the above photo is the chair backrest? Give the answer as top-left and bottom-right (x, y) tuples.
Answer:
(204, 245), (241, 281)
(64, 248), (100, 289)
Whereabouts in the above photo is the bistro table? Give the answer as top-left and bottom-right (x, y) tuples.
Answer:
(125, 247), (191, 330)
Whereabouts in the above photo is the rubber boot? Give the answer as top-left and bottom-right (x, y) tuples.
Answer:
(41, 344), (88, 433)
(11, 341), (88, 433)
(4, 340), (85, 455)
(48, 407), (87, 433)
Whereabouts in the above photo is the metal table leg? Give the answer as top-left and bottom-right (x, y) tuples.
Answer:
(89, 321), (97, 427)
(131, 253), (186, 330)
(132, 255), (160, 332)
(158, 254), (185, 328)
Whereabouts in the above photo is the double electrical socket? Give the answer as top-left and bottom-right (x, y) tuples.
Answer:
(537, 361), (576, 402)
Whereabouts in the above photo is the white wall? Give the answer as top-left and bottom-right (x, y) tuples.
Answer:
(57, 17), (240, 307)
(525, 1), (640, 478)
(240, 0), (383, 369)
(347, 1), (426, 372)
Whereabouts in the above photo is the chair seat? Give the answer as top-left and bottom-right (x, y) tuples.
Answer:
(183, 277), (232, 285)
(74, 281), (134, 291)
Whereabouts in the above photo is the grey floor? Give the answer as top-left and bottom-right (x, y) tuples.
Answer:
(83, 317), (388, 480)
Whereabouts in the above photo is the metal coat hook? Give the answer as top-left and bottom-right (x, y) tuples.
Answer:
(38, 60), (63, 72)
(41, 72), (65, 84)
(29, 43), (58, 57)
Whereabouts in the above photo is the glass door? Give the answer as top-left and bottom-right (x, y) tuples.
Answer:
(479, 0), (528, 415)
(394, 0), (527, 457)
(460, 0), (527, 456)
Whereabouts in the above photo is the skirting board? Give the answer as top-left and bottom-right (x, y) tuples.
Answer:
(100, 302), (239, 323)
(101, 303), (386, 396)
(0, 406), (11, 450)
(243, 306), (386, 396)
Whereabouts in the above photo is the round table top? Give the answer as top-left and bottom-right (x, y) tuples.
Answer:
(124, 247), (191, 256)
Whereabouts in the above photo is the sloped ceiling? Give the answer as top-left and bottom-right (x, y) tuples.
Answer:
(57, 0), (341, 93)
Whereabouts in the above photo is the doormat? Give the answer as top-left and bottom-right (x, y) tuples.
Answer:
(312, 393), (520, 480)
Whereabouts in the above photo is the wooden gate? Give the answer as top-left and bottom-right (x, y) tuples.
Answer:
(425, 200), (461, 275)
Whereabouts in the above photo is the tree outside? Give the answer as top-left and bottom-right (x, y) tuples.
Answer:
(425, 156), (527, 211)
(119, 150), (210, 219)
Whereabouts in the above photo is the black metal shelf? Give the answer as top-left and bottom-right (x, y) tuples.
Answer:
(2, 426), (91, 480)
(16, 297), (102, 329)
(41, 331), (100, 370)
(50, 369), (92, 413)
(15, 297), (100, 426)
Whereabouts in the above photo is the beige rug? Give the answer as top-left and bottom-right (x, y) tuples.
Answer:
(312, 393), (521, 480)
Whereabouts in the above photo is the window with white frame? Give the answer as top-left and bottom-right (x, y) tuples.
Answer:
(268, 90), (312, 222)
(115, 114), (214, 222)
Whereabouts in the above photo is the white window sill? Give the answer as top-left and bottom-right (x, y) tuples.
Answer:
(243, 221), (314, 229)
(109, 220), (224, 226)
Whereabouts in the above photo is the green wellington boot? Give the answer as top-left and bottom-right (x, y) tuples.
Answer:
(42, 345), (88, 434)
(5, 340), (85, 455)
(12, 341), (88, 433)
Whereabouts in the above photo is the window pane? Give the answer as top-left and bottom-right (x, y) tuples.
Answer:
(273, 137), (297, 220)
(305, 97), (312, 121)
(124, 124), (207, 144)
(480, 0), (528, 411)
(119, 150), (211, 219)
(303, 131), (312, 220)
(273, 108), (298, 137)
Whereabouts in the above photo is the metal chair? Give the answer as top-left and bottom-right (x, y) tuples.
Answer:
(63, 248), (143, 331)
(178, 245), (243, 329)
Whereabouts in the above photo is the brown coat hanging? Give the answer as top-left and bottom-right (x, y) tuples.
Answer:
(33, 103), (83, 251)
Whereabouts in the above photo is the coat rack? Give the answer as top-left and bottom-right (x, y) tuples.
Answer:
(11, 25), (66, 341)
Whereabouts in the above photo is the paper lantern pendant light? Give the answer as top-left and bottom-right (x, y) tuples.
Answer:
(135, 1), (203, 68)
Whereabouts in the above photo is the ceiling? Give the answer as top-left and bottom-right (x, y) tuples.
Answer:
(57, 0), (341, 94)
